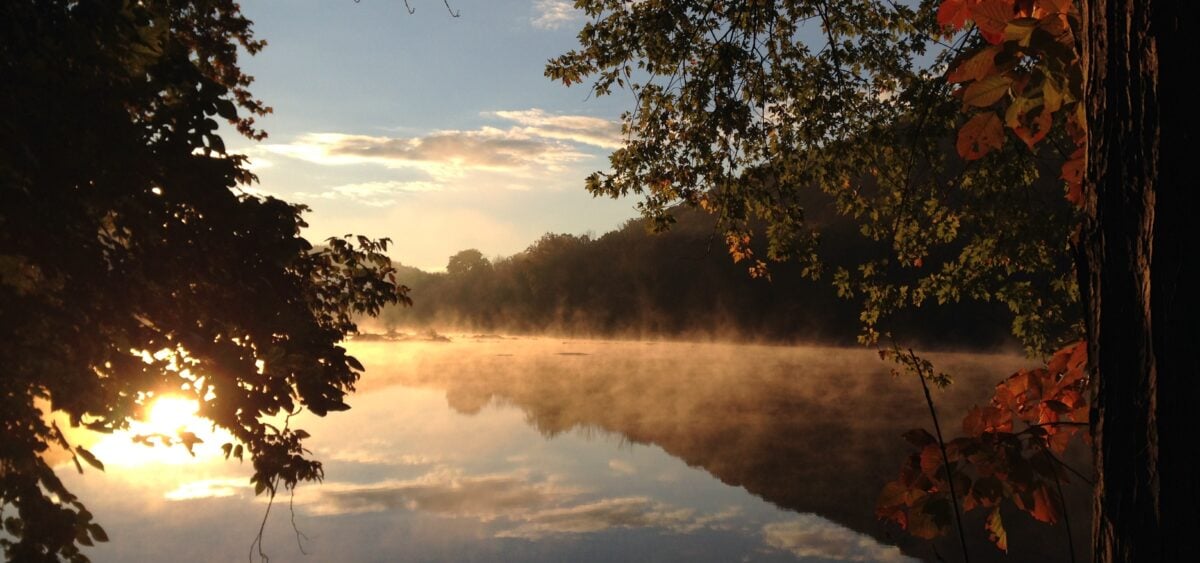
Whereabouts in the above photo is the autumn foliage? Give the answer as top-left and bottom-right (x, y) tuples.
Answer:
(941, 0), (1086, 205)
(877, 341), (1088, 550)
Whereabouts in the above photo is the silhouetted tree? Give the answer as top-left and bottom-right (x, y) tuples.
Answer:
(0, 2), (406, 560)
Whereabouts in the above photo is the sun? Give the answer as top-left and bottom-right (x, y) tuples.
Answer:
(83, 394), (234, 467)
(142, 395), (201, 435)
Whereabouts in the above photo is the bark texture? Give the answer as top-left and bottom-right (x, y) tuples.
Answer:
(1084, 0), (1199, 560)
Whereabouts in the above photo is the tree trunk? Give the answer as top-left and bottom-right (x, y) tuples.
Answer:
(1083, 0), (1200, 560)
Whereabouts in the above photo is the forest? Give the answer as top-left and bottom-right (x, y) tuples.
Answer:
(373, 206), (1019, 349)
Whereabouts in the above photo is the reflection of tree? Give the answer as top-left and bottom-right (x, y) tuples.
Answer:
(369, 341), (1090, 562)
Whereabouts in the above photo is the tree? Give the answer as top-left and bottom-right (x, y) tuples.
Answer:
(1081, 0), (1199, 559)
(0, 2), (407, 561)
(550, 0), (1196, 559)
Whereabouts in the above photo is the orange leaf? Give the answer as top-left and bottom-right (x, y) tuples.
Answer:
(970, 0), (1016, 44)
(1012, 107), (1053, 149)
(963, 75), (1013, 107)
(938, 0), (974, 29)
(1030, 486), (1060, 523)
(948, 45), (1001, 83)
(957, 112), (1005, 160)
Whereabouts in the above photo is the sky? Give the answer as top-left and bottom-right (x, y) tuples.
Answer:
(229, 0), (641, 271)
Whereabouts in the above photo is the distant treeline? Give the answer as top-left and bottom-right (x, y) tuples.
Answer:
(374, 207), (1018, 349)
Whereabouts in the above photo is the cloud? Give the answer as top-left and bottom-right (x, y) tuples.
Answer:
(297, 180), (441, 207)
(297, 467), (580, 518)
(491, 109), (623, 149)
(762, 517), (917, 562)
(262, 129), (587, 177)
(531, 0), (583, 30)
(164, 479), (250, 501)
(495, 497), (741, 539)
(608, 459), (636, 475)
(296, 466), (740, 539)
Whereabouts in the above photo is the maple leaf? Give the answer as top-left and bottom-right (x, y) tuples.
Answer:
(956, 112), (1005, 160)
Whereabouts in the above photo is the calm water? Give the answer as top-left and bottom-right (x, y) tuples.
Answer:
(58, 337), (1089, 562)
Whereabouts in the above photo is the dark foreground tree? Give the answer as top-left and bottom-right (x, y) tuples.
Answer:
(1, 2), (407, 560)
(552, 0), (1197, 560)
(1082, 0), (1199, 559)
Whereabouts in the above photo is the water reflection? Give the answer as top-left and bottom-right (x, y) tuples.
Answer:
(56, 337), (1087, 562)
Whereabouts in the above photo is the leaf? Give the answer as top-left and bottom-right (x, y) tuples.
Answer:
(948, 46), (1001, 83)
(1003, 18), (1038, 46)
(902, 428), (937, 448)
(1030, 485), (1061, 523)
(937, 0), (973, 29)
(970, 0), (1016, 44)
(177, 431), (203, 456)
(956, 112), (1005, 160)
(88, 523), (109, 543)
(986, 507), (1009, 551)
(1012, 106), (1053, 149)
(75, 447), (105, 472)
(920, 445), (945, 478)
(346, 355), (365, 371)
(963, 75), (1013, 107)
(1042, 73), (1064, 112)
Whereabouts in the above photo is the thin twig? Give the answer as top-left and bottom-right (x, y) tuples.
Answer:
(909, 348), (971, 563)
(1043, 448), (1077, 563)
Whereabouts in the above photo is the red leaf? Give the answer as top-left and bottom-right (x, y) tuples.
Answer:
(956, 112), (1005, 160)
(970, 0), (1016, 43)
(938, 0), (974, 29)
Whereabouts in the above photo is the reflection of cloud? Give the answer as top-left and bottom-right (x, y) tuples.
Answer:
(326, 445), (439, 466)
(531, 0), (582, 30)
(497, 497), (696, 539)
(297, 180), (441, 207)
(608, 459), (636, 475)
(299, 466), (738, 539)
(299, 467), (580, 518)
(165, 479), (250, 501)
(763, 517), (916, 562)
(491, 109), (622, 149)
(262, 130), (586, 177)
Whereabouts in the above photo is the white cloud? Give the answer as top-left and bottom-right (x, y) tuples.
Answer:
(294, 466), (742, 539)
(262, 129), (588, 178)
(762, 517), (917, 562)
(164, 478), (250, 501)
(608, 459), (636, 475)
(491, 109), (623, 149)
(531, 0), (583, 30)
(297, 180), (442, 207)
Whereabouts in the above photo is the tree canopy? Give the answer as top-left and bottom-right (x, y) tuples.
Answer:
(547, 0), (1081, 356)
(1, 2), (406, 560)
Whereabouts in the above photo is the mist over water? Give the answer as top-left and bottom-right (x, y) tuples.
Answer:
(58, 336), (1089, 562)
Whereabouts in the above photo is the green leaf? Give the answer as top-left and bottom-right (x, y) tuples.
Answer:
(963, 75), (1013, 107)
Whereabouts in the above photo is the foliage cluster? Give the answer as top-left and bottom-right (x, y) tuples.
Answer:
(547, 0), (1081, 355)
(0, 2), (406, 560)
